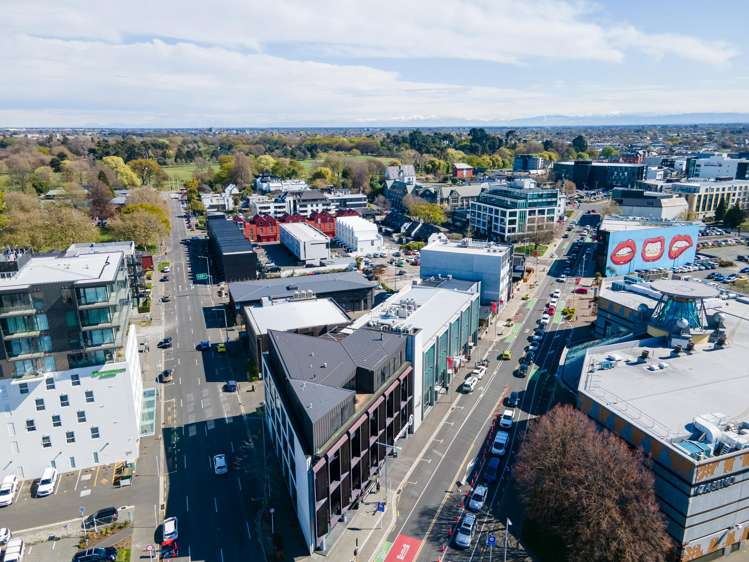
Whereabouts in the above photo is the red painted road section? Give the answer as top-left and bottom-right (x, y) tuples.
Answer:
(384, 534), (422, 562)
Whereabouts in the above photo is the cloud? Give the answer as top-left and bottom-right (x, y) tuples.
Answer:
(610, 26), (737, 65)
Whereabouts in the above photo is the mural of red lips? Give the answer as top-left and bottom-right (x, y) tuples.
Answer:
(668, 234), (693, 259)
(641, 236), (665, 262)
(610, 239), (636, 265)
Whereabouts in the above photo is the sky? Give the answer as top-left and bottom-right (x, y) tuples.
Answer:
(2, 0), (748, 127)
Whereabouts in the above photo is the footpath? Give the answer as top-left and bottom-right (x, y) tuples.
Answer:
(298, 266), (556, 562)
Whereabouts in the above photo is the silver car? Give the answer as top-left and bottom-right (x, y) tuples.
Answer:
(468, 485), (488, 512)
(454, 512), (476, 548)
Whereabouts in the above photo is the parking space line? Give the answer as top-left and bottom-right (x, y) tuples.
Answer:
(93, 465), (100, 488)
(74, 469), (82, 491)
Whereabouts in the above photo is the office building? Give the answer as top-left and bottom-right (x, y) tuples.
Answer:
(255, 174), (309, 194)
(469, 179), (561, 241)
(669, 180), (749, 219)
(0, 249), (142, 479)
(280, 223), (330, 266)
(327, 190), (368, 212)
(513, 154), (547, 174)
(335, 216), (383, 255)
(228, 271), (376, 312)
(687, 153), (749, 180)
(611, 188), (689, 220)
(553, 160), (645, 190)
(263, 328), (413, 552)
(283, 191), (336, 217)
(248, 195), (290, 219)
(420, 234), (512, 306)
(348, 279), (480, 430)
(564, 280), (749, 560)
(206, 215), (258, 282)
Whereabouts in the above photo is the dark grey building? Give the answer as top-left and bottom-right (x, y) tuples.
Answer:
(553, 160), (645, 190)
(263, 327), (413, 552)
(228, 271), (376, 313)
(206, 215), (258, 282)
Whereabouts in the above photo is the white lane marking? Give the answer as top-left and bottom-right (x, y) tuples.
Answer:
(237, 478), (242, 492)
(200, 399), (204, 409)
(74, 469), (82, 491)
(80, 489), (91, 497)
(220, 548), (224, 562)
(213, 497), (218, 513)
(185, 495), (189, 512)
(245, 520), (252, 540)
(183, 455), (187, 470)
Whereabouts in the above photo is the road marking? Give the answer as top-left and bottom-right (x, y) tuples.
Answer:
(245, 520), (252, 540)
(237, 477), (242, 491)
(80, 489), (91, 497)
(93, 465), (100, 487)
(183, 455), (187, 470)
(185, 495), (189, 512)
(74, 469), (82, 491)
(200, 399), (204, 409)
(214, 497), (218, 512)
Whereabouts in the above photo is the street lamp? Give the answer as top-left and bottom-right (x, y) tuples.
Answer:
(374, 415), (413, 521)
(197, 255), (212, 287)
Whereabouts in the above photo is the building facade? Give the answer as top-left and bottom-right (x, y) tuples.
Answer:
(553, 160), (645, 190)
(670, 180), (749, 219)
(611, 189), (690, 220)
(280, 223), (330, 265)
(206, 215), (258, 282)
(513, 154), (547, 173)
(335, 216), (383, 255)
(453, 163), (474, 178)
(687, 153), (749, 180)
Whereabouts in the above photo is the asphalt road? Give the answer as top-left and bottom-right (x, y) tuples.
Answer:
(157, 200), (263, 562)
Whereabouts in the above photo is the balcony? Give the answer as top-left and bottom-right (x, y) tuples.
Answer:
(0, 305), (36, 318)
(2, 330), (42, 341)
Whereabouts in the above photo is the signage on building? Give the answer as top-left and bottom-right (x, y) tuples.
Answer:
(694, 476), (735, 496)
(604, 224), (700, 276)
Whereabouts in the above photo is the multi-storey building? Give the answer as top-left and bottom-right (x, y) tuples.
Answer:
(513, 154), (547, 174)
(279, 223), (330, 266)
(686, 153), (749, 180)
(0, 248), (142, 479)
(335, 216), (383, 255)
(669, 180), (749, 219)
(553, 160), (645, 190)
(469, 179), (561, 241)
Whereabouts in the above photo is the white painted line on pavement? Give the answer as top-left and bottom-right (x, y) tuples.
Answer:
(185, 495), (189, 512)
(237, 478), (242, 492)
(74, 469), (82, 491)
(245, 520), (252, 540)
(213, 497), (218, 513)
(200, 399), (204, 409)
(220, 548), (225, 562)
(183, 455), (187, 470)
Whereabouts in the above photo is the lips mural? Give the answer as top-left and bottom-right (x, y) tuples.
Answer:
(610, 239), (636, 265)
(668, 234), (693, 260)
(641, 236), (665, 262)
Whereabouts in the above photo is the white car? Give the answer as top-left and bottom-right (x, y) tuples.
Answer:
(541, 313), (550, 322)
(500, 409), (515, 429)
(468, 484), (488, 512)
(162, 266), (171, 273)
(470, 365), (487, 380)
(213, 454), (228, 475)
(0, 474), (19, 507)
(539, 317), (550, 326)
(35, 466), (58, 497)
(462, 376), (479, 393)
(490, 431), (509, 456)
(0, 527), (10, 544)
(552, 289), (561, 298)
(557, 275), (566, 282)
(548, 297), (559, 306)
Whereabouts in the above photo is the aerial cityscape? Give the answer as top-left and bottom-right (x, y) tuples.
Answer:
(1, 2), (748, 562)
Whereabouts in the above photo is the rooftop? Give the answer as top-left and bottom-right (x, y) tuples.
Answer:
(229, 270), (376, 305)
(600, 216), (696, 232)
(0, 251), (123, 290)
(207, 215), (255, 255)
(422, 235), (511, 257)
(66, 241), (136, 257)
(244, 298), (350, 336)
(280, 222), (328, 243)
(336, 215), (378, 231)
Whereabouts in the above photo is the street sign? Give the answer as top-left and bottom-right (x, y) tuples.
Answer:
(196, 273), (208, 281)
(377, 501), (385, 513)
(79, 506), (85, 515)
(487, 534), (496, 547)
(146, 545), (154, 553)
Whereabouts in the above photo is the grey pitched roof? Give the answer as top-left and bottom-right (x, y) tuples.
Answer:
(289, 379), (355, 426)
(229, 271), (376, 305)
(340, 328), (405, 371)
(439, 184), (485, 198)
(269, 330), (356, 389)
(385, 165), (415, 180)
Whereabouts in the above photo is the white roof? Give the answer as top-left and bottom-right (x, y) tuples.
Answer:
(0, 252), (122, 290)
(280, 222), (328, 243)
(336, 215), (378, 232)
(244, 298), (350, 335)
(422, 237), (510, 257)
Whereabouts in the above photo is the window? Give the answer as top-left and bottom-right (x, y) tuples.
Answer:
(60, 394), (70, 407)
(93, 451), (99, 463)
(45, 377), (55, 390)
(70, 374), (80, 386)
(42, 356), (55, 372)
(26, 419), (36, 432)
(52, 415), (62, 428)
(35, 398), (45, 411)
(90, 426), (100, 439)
(35, 313), (49, 331)
(66, 431), (75, 443)
(18, 383), (29, 395)
(77, 411), (86, 423)
(85, 390), (94, 403)
(42, 435), (51, 448)
(69, 456), (76, 469)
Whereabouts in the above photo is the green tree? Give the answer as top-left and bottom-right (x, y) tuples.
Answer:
(600, 146), (620, 159)
(571, 134), (588, 154)
(724, 204), (746, 229)
(309, 166), (334, 187)
(256, 155), (276, 173)
(102, 156), (141, 187)
(127, 158), (163, 186)
(714, 197), (727, 223)
(109, 204), (170, 248)
(406, 199), (446, 225)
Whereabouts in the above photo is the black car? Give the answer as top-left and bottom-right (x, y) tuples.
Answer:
(161, 275), (169, 282)
(506, 391), (521, 407)
(72, 546), (118, 561)
(83, 507), (119, 530)
(161, 295), (171, 303)
(157, 337), (173, 349)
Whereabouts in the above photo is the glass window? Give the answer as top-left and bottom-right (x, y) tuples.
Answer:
(26, 419), (36, 432)
(70, 374), (80, 386)
(66, 431), (75, 444)
(35, 398), (45, 411)
(60, 394), (70, 407)
(52, 415), (62, 428)
(18, 383), (29, 395)
(39, 336), (52, 352)
(65, 310), (78, 328)
(85, 390), (94, 403)
(45, 377), (55, 390)
(90, 427), (100, 439)
(42, 435), (52, 448)
(93, 451), (99, 463)
(35, 313), (49, 331)
(43, 356), (55, 372)
(77, 411), (86, 423)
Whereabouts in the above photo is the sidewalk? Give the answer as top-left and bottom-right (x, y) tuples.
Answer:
(296, 271), (551, 562)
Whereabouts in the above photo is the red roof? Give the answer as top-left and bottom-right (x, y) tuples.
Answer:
(336, 209), (360, 217)
(250, 214), (278, 226)
(278, 213), (306, 223)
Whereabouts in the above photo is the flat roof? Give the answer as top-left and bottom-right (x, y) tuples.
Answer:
(650, 279), (719, 299)
(600, 216), (695, 231)
(229, 270), (376, 305)
(280, 222), (328, 243)
(422, 238), (511, 257)
(244, 298), (350, 335)
(0, 252), (123, 290)
(336, 215), (378, 231)
(66, 241), (135, 257)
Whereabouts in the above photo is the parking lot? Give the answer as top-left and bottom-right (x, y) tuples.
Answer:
(0, 464), (136, 533)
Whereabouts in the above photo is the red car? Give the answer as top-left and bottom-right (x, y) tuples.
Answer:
(546, 305), (556, 315)
(574, 287), (589, 295)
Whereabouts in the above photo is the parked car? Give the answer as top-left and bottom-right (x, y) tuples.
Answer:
(196, 340), (210, 351)
(72, 547), (118, 561)
(83, 507), (119, 530)
(216, 343), (227, 353)
(161, 516), (178, 546)
(0, 474), (19, 507)
(468, 484), (488, 512)
(490, 431), (509, 456)
(213, 454), (228, 475)
(160, 369), (174, 383)
(162, 266), (171, 273)
(500, 409), (515, 429)
(0, 527), (11, 544)
(224, 380), (238, 393)
(36, 466), (58, 497)
(470, 365), (487, 379)
(483, 457), (501, 484)
(454, 513), (477, 548)
(3, 537), (25, 562)
(573, 287), (589, 294)
(506, 391), (521, 407)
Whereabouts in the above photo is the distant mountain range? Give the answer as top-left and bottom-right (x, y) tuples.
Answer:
(498, 112), (749, 127)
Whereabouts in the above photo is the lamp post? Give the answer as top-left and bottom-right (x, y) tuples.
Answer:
(503, 517), (512, 562)
(374, 416), (412, 523)
(198, 255), (212, 288)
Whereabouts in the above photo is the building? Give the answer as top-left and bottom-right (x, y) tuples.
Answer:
(66, 242), (146, 302)
(0, 249), (142, 479)
(228, 271), (376, 312)
(596, 217), (700, 277)
(453, 163), (474, 179)
(280, 223), (330, 266)
(243, 214), (280, 243)
(348, 279), (481, 430)
(242, 297), (350, 365)
(327, 190), (368, 212)
(247, 195), (290, 218)
(669, 180), (749, 219)
(553, 160), (645, 190)
(644, 156), (688, 174)
(513, 154), (547, 174)
(307, 211), (337, 239)
(335, 216), (383, 255)
(255, 174), (309, 194)
(593, 276), (659, 338)
(611, 188), (689, 220)
(420, 234), (512, 306)
(564, 281), (749, 560)
(384, 165), (416, 189)
(206, 215), (258, 282)
(687, 153), (749, 180)
(385, 180), (417, 211)
(419, 183), (485, 210)
(284, 191), (336, 217)
(469, 179), (561, 241)
(200, 185), (239, 213)
(262, 328), (413, 552)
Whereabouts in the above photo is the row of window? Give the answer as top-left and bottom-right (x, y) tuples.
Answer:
(40, 427), (101, 447)
(14, 357), (56, 377)
(0, 313), (49, 335)
(18, 375), (81, 394)
(32, 391), (94, 410)
(27, 418), (100, 438)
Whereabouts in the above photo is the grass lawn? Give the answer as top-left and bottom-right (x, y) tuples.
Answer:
(514, 243), (549, 257)
(299, 153), (396, 174)
(163, 163), (217, 185)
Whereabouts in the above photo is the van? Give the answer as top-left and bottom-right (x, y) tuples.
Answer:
(36, 466), (58, 497)
(3, 537), (25, 562)
(0, 474), (19, 507)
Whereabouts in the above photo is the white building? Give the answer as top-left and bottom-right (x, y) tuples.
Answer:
(279, 223), (330, 265)
(335, 215), (383, 255)
(348, 279), (480, 430)
(0, 326), (142, 480)
(669, 180), (749, 219)
(201, 184), (239, 212)
(248, 195), (290, 218)
(255, 175), (309, 194)
(420, 234), (512, 306)
(688, 153), (749, 180)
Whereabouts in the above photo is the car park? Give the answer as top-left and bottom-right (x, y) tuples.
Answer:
(468, 484), (488, 511)
(490, 431), (509, 456)
(83, 507), (119, 530)
(0, 474), (19, 507)
(72, 547), (118, 561)
(213, 454), (228, 475)
(454, 512), (477, 548)
(461, 376), (479, 393)
(36, 466), (58, 497)
(500, 409), (514, 429)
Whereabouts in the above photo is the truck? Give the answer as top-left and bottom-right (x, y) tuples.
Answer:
(4, 537), (25, 562)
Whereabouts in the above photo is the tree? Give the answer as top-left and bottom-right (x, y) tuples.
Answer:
(571, 134), (588, 154)
(601, 145), (620, 159)
(404, 197), (446, 225)
(109, 204), (170, 249)
(714, 197), (727, 223)
(309, 166), (334, 187)
(102, 156), (141, 187)
(256, 155), (276, 173)
(30, 166), (54, 194)
(127, 187), (169, 214)
(514, 405), (672, 562)
(127, 158), (163, 186)
(231, 153), (254, 188)
(88, 182), (115, 220)
(724, 204), (746, 229)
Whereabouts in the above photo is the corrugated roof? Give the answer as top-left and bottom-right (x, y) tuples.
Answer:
(244, 298), (350, 335)
(229, 270), (375, 305)
(207, 215), (255, 255)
